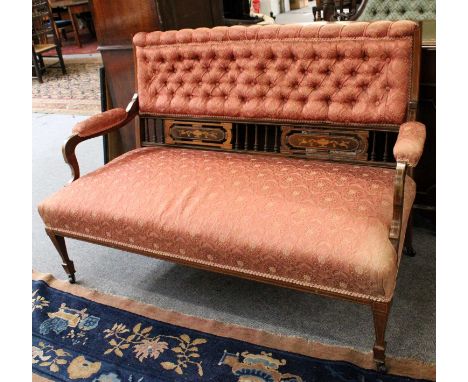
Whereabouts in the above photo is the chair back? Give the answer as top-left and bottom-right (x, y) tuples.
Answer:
(32, 0), (58, 45)
(355, 0), (435, 21)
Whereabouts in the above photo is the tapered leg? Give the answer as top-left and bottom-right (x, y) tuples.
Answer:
(403, 213), (416, 257)
(371, 301), (391, 373)
(45, 229), (76, 283)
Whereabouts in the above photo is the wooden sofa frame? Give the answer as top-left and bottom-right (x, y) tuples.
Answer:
(44, 21), (423, 373)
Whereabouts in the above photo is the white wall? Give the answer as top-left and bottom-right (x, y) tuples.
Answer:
(260, 0), (290, 17)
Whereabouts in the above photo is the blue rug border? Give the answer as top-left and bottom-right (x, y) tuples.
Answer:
(32, 278), (432, 382)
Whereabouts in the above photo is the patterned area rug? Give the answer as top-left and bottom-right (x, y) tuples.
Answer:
(32, 57), (102, 116)
(32, 271), (435, 382)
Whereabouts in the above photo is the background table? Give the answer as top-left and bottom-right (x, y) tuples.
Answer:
(51, 0), (90, 48)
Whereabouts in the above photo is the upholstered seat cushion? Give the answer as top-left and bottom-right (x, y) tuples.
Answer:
(38, 148), (415, 301)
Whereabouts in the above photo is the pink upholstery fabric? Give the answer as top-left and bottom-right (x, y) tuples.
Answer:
(134, 21), (418, 125)
(38, 148), (415, 301)
(393, 121), (426, 167)
(72, 109), (128, 138)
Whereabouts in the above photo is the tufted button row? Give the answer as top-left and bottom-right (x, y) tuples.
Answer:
(147, 91), (375, 111)
(142, 51), (397, 72)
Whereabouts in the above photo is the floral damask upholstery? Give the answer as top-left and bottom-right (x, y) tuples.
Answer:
(393, 122), (426, 167)
(73, 109), (128, 138)
(39, 148), (415, 302)
(357, 0), (435, 21)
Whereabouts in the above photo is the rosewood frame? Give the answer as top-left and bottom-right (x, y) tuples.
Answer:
(51, 26), (422, 373)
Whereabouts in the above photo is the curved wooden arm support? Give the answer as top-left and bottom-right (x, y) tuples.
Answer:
(389, 161), (407, 254)
(62, 94), (139, 184)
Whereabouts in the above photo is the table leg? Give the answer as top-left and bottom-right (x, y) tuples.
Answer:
(68, 7), (82, 48)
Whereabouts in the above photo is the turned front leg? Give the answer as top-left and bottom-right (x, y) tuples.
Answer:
(45, 229), (76, 283)
(372, 301), (391, 373)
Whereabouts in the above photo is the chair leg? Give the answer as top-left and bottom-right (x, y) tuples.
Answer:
(32, 48), (43, 83)
(45, 229), (76, 283)
(56, 45), (67, 75)
(403, 213), (416, 257)
(371, 301), (391, 373)
(38, 54), (45, 70)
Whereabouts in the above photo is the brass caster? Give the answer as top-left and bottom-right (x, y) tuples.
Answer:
(376, 362), (388, 374)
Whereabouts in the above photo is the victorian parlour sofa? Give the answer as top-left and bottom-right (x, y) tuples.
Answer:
(38, 21), (426, 372)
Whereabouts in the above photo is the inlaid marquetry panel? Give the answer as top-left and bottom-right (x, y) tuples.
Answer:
(281, 127), (369, 160)
(164, 120), (232, 149)
(140, 117), (397, 166)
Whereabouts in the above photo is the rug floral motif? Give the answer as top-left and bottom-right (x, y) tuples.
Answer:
(32, 278), (431, 382)
(32, 57), (101, 116)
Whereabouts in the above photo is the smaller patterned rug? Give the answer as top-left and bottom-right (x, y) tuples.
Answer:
(32, 56), (102, 116)
(32, 271), (435, 382)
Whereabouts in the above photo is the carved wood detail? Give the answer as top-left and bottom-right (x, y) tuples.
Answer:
(281, 127), (369, 160)
(163, 120), (232, 149)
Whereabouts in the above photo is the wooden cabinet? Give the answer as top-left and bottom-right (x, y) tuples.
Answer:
(89, 0), (226, 160)
(414, 23), (436, 216)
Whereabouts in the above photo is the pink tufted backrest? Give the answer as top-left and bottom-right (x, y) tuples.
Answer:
(133, 21), (420, 126)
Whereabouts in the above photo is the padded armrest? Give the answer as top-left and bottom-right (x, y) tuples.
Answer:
(72, 108), (128, 138)
(393, 122), (426, 167)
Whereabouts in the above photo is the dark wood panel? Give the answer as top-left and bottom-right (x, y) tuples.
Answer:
(89, 0), (160, 45)
(89, 0), (161, 160)
(90, 0), (229, 161)
(414, 46), (436, 213)
(157, 0), (223, 30)
(100, 50), (137, 158)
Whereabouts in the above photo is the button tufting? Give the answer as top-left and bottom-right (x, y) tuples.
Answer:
(136, 23), (417, 126)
